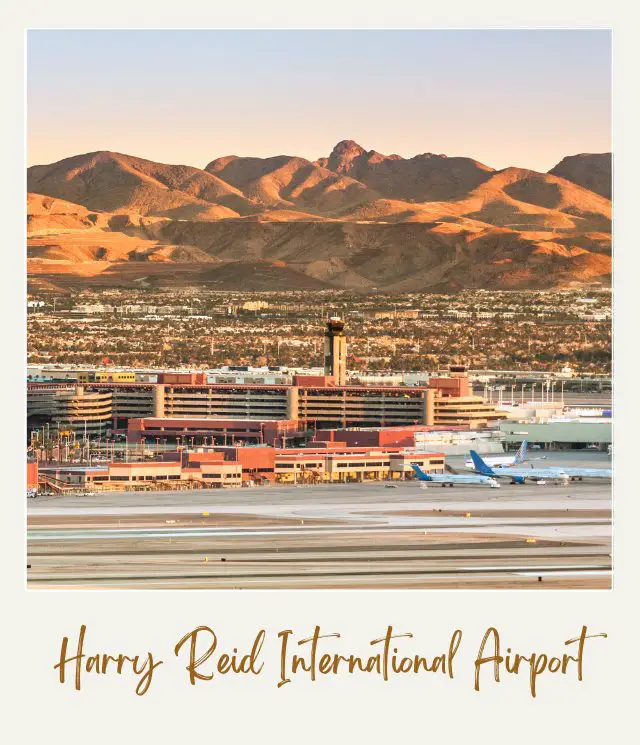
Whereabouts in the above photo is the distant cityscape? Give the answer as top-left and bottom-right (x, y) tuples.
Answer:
(27, 288), (611, 374)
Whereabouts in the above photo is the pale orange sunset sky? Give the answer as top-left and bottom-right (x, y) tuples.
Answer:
(28, 29), (611, 172)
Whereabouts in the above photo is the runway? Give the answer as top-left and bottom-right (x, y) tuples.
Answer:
(27, 476), (612, 589)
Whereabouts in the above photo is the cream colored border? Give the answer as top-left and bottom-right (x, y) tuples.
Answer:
(3, 3), (637, 742)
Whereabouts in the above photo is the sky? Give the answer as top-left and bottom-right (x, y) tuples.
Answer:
(27, 30), (611, 172)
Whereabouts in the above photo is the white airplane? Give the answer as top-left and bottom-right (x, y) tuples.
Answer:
(411, 464), (500, 488)
(464, 440), (528, 470)
(550, 466), (612, 481)
(469, 451), (569, 485)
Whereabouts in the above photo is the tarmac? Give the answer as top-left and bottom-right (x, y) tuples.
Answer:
(27, 451), (612, 590)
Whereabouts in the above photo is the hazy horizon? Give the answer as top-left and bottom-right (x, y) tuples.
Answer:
(27, 29), (611, 173)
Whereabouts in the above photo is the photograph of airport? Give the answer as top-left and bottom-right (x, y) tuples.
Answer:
(26, 30), (612, 589)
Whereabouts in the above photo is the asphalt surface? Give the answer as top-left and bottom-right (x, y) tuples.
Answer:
(27, 451), (612, 589)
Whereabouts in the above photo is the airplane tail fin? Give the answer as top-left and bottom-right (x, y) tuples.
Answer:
(411, 464), (431, 481)
(514, 440), (528, 464)
(470, 450), (494, 476)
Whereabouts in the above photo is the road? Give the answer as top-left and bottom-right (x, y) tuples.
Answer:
(28, 454), (612, 589)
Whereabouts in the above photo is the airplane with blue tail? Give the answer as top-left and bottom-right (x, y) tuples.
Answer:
(410, 464), (500, 488)
(469, 450), (569, 485)
(464, 440), (528, 470)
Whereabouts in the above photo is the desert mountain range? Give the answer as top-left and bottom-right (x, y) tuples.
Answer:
(27, 141), (612, 292)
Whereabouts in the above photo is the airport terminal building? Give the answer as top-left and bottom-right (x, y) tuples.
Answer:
(38, 445), (446, 492)
(27, 319), (506, 440)
(28, 374), (506, 438)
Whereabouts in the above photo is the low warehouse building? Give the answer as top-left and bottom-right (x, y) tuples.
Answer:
(500, 419), (612, 448)
(40, 454), (242, 491)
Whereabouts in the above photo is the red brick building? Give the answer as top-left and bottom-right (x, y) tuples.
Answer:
(127, 417), (309, 447)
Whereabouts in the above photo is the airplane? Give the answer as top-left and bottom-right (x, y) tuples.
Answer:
(410, 464), (500, 488)
(464, 440), (528, 470)
(469, 450), (569, 485)
(550, 466), (612, 481)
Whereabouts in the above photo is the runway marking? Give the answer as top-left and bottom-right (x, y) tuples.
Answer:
(27, 564), (612, 584)
(516, 570), (611, 577)
(28, 518), (611, 541)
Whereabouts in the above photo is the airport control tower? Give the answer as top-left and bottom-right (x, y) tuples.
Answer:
(324, 316), (347, 386)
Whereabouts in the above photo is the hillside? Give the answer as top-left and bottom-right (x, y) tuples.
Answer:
(27, 141), (612, 291)
(317, 139), (496, 202)
(205, 154), (372, 213)
(28, 193), (110, 233)
(27, 151), (257, 220)
(548, 153), (612, 199)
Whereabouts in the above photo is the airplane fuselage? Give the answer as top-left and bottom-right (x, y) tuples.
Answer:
(421, 474), (500, 488)
(477, 466), (568, 483)
(411, 464), (499, 488)
(464, 456), (517, 469)
(468, 450), (568, 484)
(547, 467), (612, 480)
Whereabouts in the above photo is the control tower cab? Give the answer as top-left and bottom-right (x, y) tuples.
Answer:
(324, 316), (347, 386)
